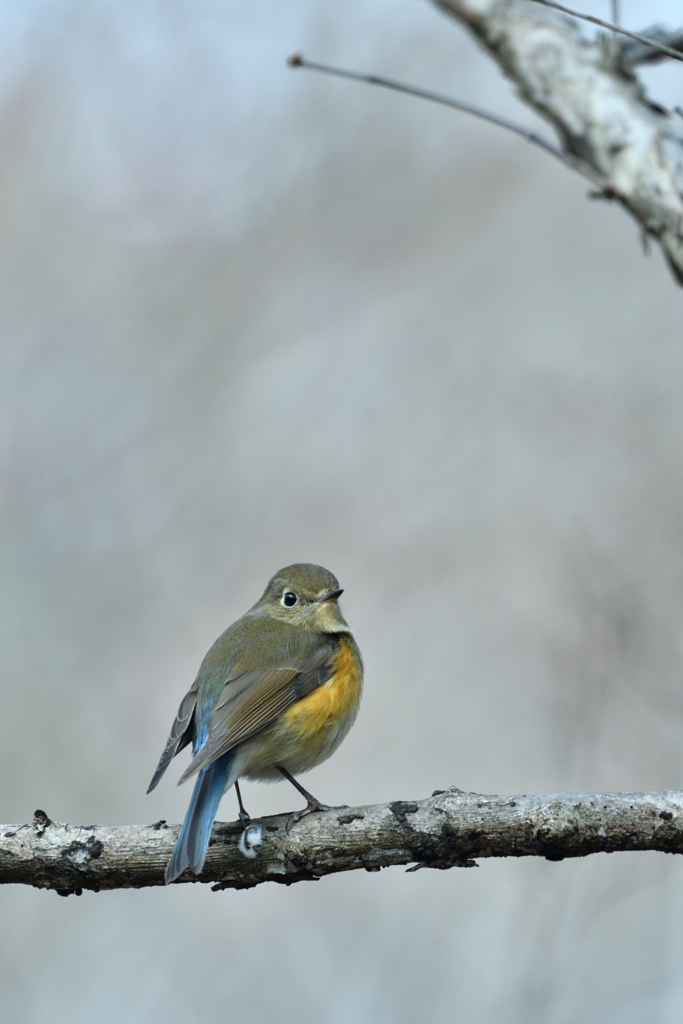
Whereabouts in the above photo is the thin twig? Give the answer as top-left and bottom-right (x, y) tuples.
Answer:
(287, 53), (603, 185)
(529, 0), (683, 63)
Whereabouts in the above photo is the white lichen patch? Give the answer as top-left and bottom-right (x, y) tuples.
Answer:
(237, 824), (263, 859)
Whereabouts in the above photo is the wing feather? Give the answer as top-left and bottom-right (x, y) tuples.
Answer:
(177, 646), (334, 784)
(147, 680), (199, 793)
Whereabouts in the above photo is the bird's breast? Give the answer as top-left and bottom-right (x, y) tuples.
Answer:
(283, 634), (363, 738)
(239, 634), (363, 780)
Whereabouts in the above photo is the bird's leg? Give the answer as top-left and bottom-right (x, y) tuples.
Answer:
(234, 780), (251, 827)
(277, 765), (347, 830)
(278, 766), (330, 811)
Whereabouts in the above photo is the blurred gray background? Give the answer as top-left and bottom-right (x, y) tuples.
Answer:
(2, 0), (683, 1021)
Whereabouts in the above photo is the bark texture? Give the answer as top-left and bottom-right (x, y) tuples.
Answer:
(434, 0), (683, 282)
(3, 789), (683, 895)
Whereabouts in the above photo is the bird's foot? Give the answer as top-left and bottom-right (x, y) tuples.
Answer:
(285, 800), (348, 833)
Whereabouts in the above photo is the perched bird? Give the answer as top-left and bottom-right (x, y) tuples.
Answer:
(148, 563), (363, 884)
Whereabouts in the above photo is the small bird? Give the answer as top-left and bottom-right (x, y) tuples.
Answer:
(148, 563), (363, 884)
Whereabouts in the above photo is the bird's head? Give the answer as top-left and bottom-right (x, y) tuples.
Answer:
(252, 563), (350, 633)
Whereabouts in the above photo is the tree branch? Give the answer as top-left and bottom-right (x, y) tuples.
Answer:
(3, 790), (683, 895)
(288, 53), (601, 185)
(529, 1), (683, 65)
(433, 0), (683, 283)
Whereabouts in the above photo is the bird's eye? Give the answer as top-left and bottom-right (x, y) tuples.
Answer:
(282, 592), (297, 607)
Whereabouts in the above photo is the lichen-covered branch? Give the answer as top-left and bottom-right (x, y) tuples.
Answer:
(433, 0), (683, 283)
(3, 790), (683, 895)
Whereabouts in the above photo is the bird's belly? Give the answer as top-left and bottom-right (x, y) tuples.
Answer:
(239, 635), (363, 781)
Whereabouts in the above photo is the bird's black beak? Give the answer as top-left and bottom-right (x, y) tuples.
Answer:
(323, 588), (344, 603)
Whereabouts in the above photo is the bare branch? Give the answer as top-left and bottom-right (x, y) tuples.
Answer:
(610, 0), (619, 30)
(3, 791), (683, 895)
(529, 1), (683, 64)
(434, 0), (683, 284)
(618, 27), (683, 71)
(288, 53), (602, 185)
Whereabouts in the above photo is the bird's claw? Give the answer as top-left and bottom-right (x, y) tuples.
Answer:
(285, 801), (348, 833)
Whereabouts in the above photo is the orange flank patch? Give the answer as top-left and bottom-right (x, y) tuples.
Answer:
(282, 636), (363, 739)
(239, 633), (364, 779)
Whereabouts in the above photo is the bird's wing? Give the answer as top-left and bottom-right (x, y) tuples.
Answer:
(146, 679), (199, 794)
(177, 645), (335, 784)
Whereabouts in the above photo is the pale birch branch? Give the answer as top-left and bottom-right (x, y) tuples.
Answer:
(3, 789), (683, 895)
(433, 0), (683, 282)
(531, 2), (683, 64)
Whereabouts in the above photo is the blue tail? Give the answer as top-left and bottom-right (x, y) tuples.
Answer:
(165, 751), (235, 884)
